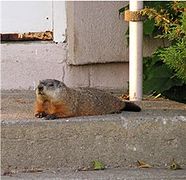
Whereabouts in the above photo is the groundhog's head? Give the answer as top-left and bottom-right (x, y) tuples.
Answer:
(36, 79), (66, 100)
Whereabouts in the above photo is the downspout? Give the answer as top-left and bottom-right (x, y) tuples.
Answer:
(129, 0), (143, 101)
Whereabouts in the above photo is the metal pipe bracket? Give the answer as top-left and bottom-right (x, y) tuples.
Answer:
(124, 10), (146, 22)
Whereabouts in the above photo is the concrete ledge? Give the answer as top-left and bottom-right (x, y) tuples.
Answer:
(1, 110), (186, 171)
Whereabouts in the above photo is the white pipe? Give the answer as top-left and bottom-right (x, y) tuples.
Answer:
(129, 0), (143, 101)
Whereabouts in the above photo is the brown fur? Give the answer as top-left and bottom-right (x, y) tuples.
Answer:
(34, 79), (141, 119)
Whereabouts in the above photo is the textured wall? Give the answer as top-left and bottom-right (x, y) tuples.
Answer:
(66, 1), (166, 65)
(67, 1), (129, 65)
(1, 2), (166, 90)
(1, 42), (128, 91)
(1, 42), (67, 90)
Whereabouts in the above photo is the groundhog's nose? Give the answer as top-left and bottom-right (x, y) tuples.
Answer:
(38, 85), (44, 91)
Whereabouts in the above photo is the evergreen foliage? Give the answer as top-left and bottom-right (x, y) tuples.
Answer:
(119, 1), (186, 102)
(142, 1), (186, 102)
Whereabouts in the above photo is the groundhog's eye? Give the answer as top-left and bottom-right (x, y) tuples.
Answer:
(48, 83), (54, 87)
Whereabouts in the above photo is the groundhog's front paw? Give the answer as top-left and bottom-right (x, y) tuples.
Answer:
(44, 114), (59, 120)
(35, 112), (47, 118)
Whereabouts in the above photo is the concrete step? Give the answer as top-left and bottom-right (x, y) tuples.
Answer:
(1, 168), (186, 180)
(1, 109), (186, 171)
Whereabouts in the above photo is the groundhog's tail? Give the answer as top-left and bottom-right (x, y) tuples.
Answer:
(123, 101), (141, 112)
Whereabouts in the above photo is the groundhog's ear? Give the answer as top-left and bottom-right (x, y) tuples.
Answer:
(58, 82), (66, 88)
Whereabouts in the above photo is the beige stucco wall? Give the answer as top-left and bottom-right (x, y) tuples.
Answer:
(66, 1), (165, 65)
(64, 62), (129, 91)
(1, 42), (128, 92)
(67, 1), (129, 65)
(1, 42), (67, 90)
(1, 1), (166, 91)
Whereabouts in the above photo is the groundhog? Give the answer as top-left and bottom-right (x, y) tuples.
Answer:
(34, 79), (141, 120)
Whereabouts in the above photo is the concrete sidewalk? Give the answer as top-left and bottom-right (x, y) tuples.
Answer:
(1, 90), (186, 176)
(1, 168), (186, 180)
(1, 90), (186, 120)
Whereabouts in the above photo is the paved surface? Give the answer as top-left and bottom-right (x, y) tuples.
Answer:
(1, 90), (186, 177)
(1, 168), (186, 180)
(2, 109), (186, 170)
(1, 90), (186, 121)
